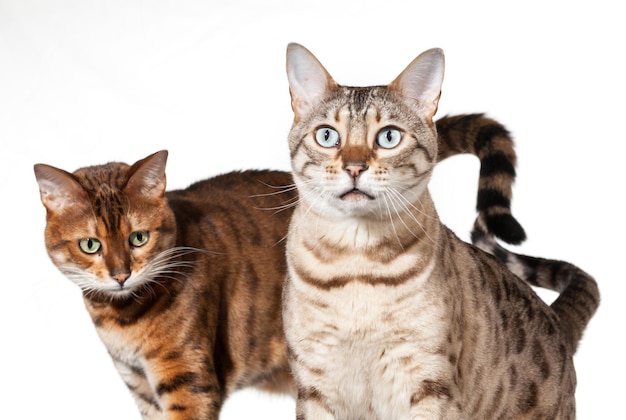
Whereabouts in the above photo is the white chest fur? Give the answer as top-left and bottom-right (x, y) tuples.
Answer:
(284, 251), (449, 419)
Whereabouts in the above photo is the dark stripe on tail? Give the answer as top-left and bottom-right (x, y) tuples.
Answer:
(435, 114), (526, 245)
(471, 221), (600, 352)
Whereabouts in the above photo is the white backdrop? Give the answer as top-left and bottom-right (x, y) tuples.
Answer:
(1, 1), (623, 418)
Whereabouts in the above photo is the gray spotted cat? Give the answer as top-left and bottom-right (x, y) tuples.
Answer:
(282, 43), (599, 419)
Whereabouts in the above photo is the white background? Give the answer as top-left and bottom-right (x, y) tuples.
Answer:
(1, 0), (623, 418)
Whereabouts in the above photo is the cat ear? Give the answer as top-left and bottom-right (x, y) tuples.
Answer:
(34, 164), (89, 213)
(389, 48), (445, 120)
(286, 43), (338, 120)
(124, 150), (168, 199)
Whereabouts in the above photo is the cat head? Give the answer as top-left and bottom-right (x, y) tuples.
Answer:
(34, 150), (177, 301)
(286, 43), (444, 219)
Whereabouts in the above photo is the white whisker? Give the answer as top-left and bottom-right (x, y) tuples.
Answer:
(387, 181), (438, 222)
(61, 246), (213, 303)
(384, 187), (437, 246)
(381, 191), (404, 249)
(251, 180), (316, 215)
(252, 196), (301, 213)
(250, 181), (299, 197)
(277, 181), (330, 246)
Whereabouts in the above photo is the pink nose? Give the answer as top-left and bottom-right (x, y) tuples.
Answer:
(112, 272), (130, 286)
(344, 163), (368, 178)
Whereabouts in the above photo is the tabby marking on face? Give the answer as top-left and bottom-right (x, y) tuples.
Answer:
(282, 43), (599, 419)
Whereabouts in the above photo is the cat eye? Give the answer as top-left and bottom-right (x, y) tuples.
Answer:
(376, 127), (403, 149)
(79, 238), (101, 254)
(315, 127), (340, 148)
(129, 231), (150, 247)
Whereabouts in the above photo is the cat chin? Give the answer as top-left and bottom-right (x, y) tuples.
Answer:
(78, 286), (136, 302)
(101, 289), (136, 301)
(81, 278), (147, 301)
(333, 197), (379, 218)
(83, 287), (134, 300)
(340, 189), (374, 202)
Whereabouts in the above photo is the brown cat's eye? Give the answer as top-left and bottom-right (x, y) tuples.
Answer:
(129, 231), (149, 247)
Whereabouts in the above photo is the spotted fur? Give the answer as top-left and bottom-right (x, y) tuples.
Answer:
(472, 219), (599, 352)
(282, 43), (599, 419)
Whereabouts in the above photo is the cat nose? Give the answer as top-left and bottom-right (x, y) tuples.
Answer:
(343, 163), (368, 178)
(111, 271), (131, 286)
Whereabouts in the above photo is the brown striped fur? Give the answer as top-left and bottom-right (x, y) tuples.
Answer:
(35, 152), (296, 419)
(282, 43), (598, 419)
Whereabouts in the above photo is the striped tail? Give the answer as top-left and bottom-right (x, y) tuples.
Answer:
(435, 114), (526, 245)
(471, 220), (600, 353)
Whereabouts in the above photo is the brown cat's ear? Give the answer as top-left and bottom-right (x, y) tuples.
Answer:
(389, 48), (445, 120)
(34, 164), (89, 213)
(286, 43), (338, 121)
(124, 150), (168, 199)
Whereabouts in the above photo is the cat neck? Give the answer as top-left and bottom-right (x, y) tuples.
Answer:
(292, 189), (441, 253)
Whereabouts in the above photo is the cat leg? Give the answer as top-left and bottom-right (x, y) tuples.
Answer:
(112, 358), (163, 419)
(410, 401), (462, 420)
(140, 355), (223, 420)
(109, 344), (223, 419)
(151, 373), (222, 420)
(409, 380), (462, 420)
(137, 403), (163, 420)
(296, 390), (336, 420)
(296, 402), (336, 420)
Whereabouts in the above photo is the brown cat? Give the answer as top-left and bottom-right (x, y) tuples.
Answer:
(35, 153), (295, 419)
(34, 113), (526, 419)
(282, 43), (599, 419)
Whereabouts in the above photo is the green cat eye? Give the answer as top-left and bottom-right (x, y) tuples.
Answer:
(376, 127), (403, 149)
(79, 238), (101, 254)
(129, 231), (149, 247)
(315, 127), (340, 148)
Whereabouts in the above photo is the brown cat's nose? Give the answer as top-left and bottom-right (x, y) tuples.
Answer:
(112, 271), (131, 286)
(344, 163), (368, 178)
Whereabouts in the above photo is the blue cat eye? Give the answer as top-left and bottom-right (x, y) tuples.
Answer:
(129, 231), (150, 247)
(315, 127), (340, 148)
(376, 127), (403, 149)
(79, 238), (101, 254)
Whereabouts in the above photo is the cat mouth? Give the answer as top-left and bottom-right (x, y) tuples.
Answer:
(340, 188), (374, 201)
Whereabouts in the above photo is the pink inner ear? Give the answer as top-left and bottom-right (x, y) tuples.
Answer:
(286, 43), (338, 118)
(124, 151), (168, 199)
(389, 48), (445, 119)
(34, 164), (89, 213)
